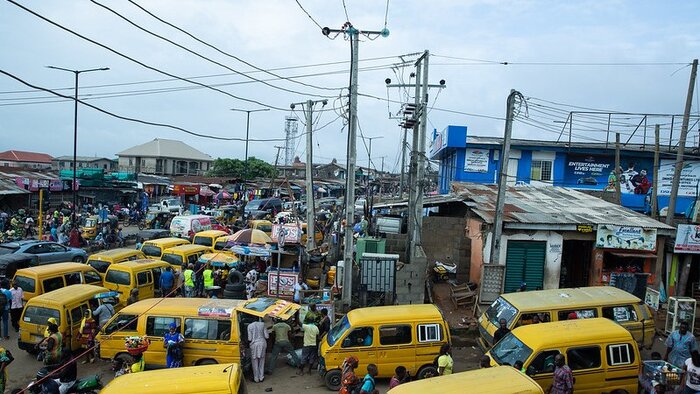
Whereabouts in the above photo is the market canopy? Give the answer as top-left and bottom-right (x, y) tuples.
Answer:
(227, 228), (272, 246)
(230, 245), (271, 257)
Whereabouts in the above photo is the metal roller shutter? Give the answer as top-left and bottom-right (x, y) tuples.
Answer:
(504, 240), (546, 293)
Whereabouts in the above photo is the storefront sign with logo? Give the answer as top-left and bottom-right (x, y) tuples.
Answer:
(674, 224), (700, 253)
(595, 224), (657, 251)
(576, 224), (594, 233)
(271, 224), (301, 244)
(267, 272), (298, 298)
(464, 149), (490, 173)
(173, 184), (200, 195)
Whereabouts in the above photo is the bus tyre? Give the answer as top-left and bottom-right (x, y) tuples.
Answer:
(227, 270), (244, 285)
(324, 369), (342, 391)
(225, 283), (246, 292)
(416, 365), (438, 379)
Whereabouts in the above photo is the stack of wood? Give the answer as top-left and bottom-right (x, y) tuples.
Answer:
(451, 283), (477, 309)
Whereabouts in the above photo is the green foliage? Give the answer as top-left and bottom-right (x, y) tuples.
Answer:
(208, 157), (277, 179)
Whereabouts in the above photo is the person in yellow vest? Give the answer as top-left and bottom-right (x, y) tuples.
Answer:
(42, 321), (62, 367)
(130, 351), (145, 373)
(183, 264), (195, 298)
(203, 264), (214, 289)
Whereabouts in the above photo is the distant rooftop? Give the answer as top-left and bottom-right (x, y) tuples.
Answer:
(53, 156), (116, 162)
(117, 138), (213, 161)
(0, 150), (53, 163)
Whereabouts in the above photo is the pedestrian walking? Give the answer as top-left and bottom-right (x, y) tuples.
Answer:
(163, 322), (184, 368)
(549, 353), (574, 394)
(247, 318), (268, 383)
(0, 346), (12, 393)
(493, 318), (511, 344)
(298, 317), (319, 376)
(92, 298), (115, 330)
(318, 308), (331, 339)
(0, 281), (12, 340)
(359, 364), (379, 394)
(339, 356), (360, 394)
(159, 266), (175, 297)
(266, 318), (300, 374)
(437, 343), (454, 376)
(42, 322), (62, 367)
(203, 264), (214, 291)
(8, 282), (22, 333)
(389, 366), (409, 389)
(666, 322), (698, 368)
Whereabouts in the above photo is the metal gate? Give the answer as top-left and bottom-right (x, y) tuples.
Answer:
(504, 241), (546, 293)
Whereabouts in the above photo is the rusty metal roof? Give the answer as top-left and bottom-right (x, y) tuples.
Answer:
(451, 182), (674, 231)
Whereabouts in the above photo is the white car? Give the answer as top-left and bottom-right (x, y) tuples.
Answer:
(354, 198), (367, 212)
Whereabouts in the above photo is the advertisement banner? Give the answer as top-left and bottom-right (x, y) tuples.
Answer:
(49, 180), (63, 191)
(429, 128), (448, 158)
(271, 224), (301, 244)
(267, 272), (298, 298)
(464, 149), (490, 173)
(595, 224), (657, 251)
(657, 160), (700, 197)
(674, 224), (700, 254)
(173, 184), (200, 195)
(564, 154), (653, 195)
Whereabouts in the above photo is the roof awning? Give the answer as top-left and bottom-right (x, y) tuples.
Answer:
(608, 251), (657, 259)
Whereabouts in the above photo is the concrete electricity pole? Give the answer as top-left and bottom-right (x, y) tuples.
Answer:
(230, 108), (270, 185)
(489, 90), (520, 265)
(651, 125), (660, 220)
(290, 99), (328, 250)
(321, 23), (388, 309)
(666, 58), (698, 226)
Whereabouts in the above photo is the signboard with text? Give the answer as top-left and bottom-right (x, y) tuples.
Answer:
(657, 160), (700, 197)
(674, 224), (700, 254)
(595, 224), (657, 251)
(464, 149), (490, 173)
(564, 154), (653, 195)
(271, 224), (301, 244)
(267, 272), (298, 298)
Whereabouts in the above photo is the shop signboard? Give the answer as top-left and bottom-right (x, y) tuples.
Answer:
(173, 184), (200, 195)
(657, 160), (700, 197)
(674, 224), (700, 254)
(595, 224), (657, 251)
(49, 179), (63, 191)
(464, 149), (490, 173)
(429, 127), (448, 158)
(267, 272), (297, 298)
(271, 224), (301, 244)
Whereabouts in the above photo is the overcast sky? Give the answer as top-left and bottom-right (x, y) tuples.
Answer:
(1, 0), (698, 172)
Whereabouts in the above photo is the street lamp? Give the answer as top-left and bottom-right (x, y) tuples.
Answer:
(47, 65), (109, 226)
(230, 108), (270, 186)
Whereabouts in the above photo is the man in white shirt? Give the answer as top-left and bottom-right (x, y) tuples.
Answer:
(9, 282), (23, 332)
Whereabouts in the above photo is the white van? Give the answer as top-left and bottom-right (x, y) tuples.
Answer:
(169, 215), (212, 239)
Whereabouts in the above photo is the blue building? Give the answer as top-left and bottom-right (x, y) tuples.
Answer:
(430, 125), (699, 215)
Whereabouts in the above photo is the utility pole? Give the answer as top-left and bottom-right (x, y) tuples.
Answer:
(46, 65), (109, 226)
(362, 136), (384, 172)
(651, 125), (660, 220)
(385, 51), (445, 258)
(669, 58), (697, 298)
(666, 58), (698, 226)
(615, 133), (621, 204)
(290, 99), (328, 250)
(489, 90), (519, 265)
(322, 23), (388, 309)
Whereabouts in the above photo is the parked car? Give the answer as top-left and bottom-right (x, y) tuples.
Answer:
(209, 218), (231, 234)
(0, 240), (88, 264)
(354, 197), (367, 212)
(0, 253), (38, 279)
(135, 229), (172, 243)
(244, 198), (283, 217)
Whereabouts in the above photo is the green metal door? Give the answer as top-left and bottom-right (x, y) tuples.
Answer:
(504, 241), (546, 293)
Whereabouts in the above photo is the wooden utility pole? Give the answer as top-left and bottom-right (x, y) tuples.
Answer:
(666, 58), (698, 226)
(489, 90), (519, 265)
(651, 125), (660, 220)
(615, 133), (621, 205)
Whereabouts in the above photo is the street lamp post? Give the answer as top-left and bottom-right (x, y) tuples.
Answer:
(230, 108), (270, 188)
(47, 66), (109, 226)
(362, 135), (384, 174)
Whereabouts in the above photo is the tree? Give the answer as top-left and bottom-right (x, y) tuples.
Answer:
(208, 157), (277, 179)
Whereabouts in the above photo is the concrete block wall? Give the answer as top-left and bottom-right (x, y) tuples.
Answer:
(422, 216), (470, 282)
(395, 246), (427, 304)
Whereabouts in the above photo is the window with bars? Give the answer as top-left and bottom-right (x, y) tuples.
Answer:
(531, 160), (553, 181)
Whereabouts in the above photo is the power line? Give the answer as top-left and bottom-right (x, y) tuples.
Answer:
(0, 63), (409, 107)
(126, 0), (340, 93)
(0, 55), (409, 96)
(0, 68), (288, 142)
(7, 0), (288, 111)
(383, 0), (390, 29)
(295, 0), (324, 30)
(358, 92), (506, 121)
(431, 54), (691, 67)
(342, 0), (350, 22)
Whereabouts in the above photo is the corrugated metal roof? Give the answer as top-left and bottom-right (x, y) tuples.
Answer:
(117, 138), (212, 161)
(451, 182), (674, 231)
(0, 179), (30, 195)
(0, 169), (58, 180)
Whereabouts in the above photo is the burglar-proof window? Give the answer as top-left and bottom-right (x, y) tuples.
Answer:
(566, 346), (601, 370)
(379, 325), (412, 346)
(417, 323), (442, 343)
(531, 160), (553, 182)
(607, 343), (634, 366)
